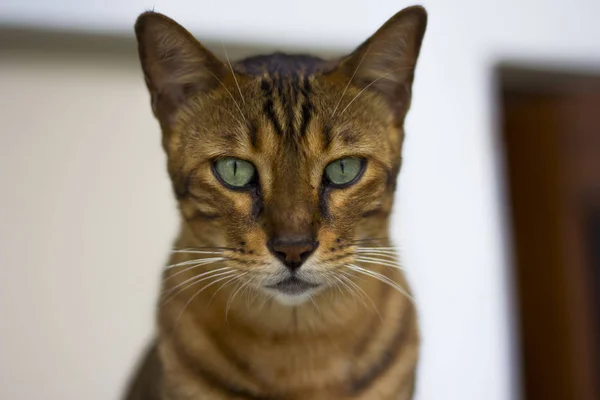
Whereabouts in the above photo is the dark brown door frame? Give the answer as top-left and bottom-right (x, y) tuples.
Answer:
(498, 65), (600, 400)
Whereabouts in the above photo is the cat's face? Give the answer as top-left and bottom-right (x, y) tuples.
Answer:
(135, 8), (426, 304)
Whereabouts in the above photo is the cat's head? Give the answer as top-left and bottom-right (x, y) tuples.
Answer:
(135, 7), (426, 305)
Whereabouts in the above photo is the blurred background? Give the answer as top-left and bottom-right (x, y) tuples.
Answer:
(1, 1), (599, 399)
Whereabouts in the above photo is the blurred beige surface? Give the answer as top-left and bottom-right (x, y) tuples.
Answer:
(0, 48), (174, 399)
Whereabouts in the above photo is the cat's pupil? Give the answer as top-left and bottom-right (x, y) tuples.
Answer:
(233, 160), (237, 175)
(340, 160), (345, 174)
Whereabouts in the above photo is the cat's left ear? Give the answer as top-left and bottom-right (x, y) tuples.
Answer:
(332, 6), (427, 122)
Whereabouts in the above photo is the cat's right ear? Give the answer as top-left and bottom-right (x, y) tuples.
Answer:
(135, 12), (227, 131)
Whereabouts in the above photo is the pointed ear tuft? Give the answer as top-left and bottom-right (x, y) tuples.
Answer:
(134, 12), (227, 130)
(334, 6), (427, 121)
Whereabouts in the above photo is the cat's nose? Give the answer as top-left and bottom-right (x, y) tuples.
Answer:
(267, 238), (318, 272)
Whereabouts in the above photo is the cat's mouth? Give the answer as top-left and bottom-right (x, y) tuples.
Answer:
(266, 276), (320, 296)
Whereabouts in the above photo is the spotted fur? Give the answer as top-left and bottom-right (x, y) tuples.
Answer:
(126, 6), (427, 400)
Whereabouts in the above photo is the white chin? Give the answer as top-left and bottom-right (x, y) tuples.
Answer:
(272, 291), (313, 306)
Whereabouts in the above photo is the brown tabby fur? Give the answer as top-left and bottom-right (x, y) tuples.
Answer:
(126, 6), (427, 400)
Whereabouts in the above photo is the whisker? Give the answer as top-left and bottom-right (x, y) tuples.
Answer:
(215, 105), (244, 127)
(355, 254), (399, 262)
(356, 254), (403, 264)
(332, 274), (366, 309)
(339, 271), (382, 322)
(331, 44), (371, 118)
(339, 65), (415, 116)
(240, 282), (252, 304)
(224, 280), (241, 324)
(242, 284), (261, 314)
(164, 258), (225, 281)
(350, 237), (389, 241)
(256, 290), (271, 314)
(207, 70), (247, 123)
(346, 264), (414, 304)
(171, 272), (243, 333)
(225, 278), (252, 323)
(355, 252), (400, 260)
(355, 248), (402, 256)
(172, 246), (232, 250)
(171, 250), (224, 255)
(329, 275), (346, 300)
(334, 274), (361, 302)
(355, 246), (401, 251)
(329, 274), (345, 299)
(339, 269), (368, 284)
(164, 257), (224, 270)
(240, 279), (257, 305)
(356, 250), (398, 258)
(320, 273), (338, 295)
(348, 264), (413, 302)
(308, 294), (322, 316)
(334, 275), (372, 327)
(161, 268), (233, 303)
(355, 257), (407, 271)
(356, 253), (399, 261)
(348, 238), (389, 244)
(207, 273), (246, 306)
(247, 284), (260, 305)
(222, 41), (246, 105)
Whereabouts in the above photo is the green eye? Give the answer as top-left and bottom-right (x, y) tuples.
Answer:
(324, 158), (364, 186)
(214, 158), (256, 188)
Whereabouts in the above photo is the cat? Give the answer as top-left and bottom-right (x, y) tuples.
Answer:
(125, 6), (427, 400)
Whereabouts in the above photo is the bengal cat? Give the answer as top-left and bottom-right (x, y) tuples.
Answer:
(125, 6), (427, 400)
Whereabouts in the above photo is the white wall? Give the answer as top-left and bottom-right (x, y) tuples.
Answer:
(1, 1), (600, 400)
(0, 52), (175, 399)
